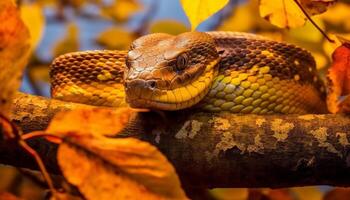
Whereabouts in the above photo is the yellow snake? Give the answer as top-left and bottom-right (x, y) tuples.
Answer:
(50, 31), (327, 114)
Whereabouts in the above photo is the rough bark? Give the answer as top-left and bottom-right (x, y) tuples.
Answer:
(2, 92), (350, 188)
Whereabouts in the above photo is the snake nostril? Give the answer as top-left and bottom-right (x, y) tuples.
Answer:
(148, 80), (156, 89)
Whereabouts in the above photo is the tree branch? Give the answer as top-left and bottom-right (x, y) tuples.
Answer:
(2, 92), (350, 188)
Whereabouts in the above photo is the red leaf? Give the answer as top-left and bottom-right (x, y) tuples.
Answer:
(326, 42), (350, 113)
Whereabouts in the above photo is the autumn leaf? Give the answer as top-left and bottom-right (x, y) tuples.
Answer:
(58, 136), (187, 200)
(320, 2), (350, 31)
(101, 0), (141, 23)
(20, 2), (45, 50)
(218, 3), (255, 32)
(326, 40), (350, 113)
(96, 27), (135, 50)
(300, 0), (336, 15)
(47, 107), (185, 199)
(0, 0), (31, 116)
(259, 0), (306, 28)
(259, 0), (335, 28)
(52, 23), (79, 58)
(149, 20), (189, 35)
(286, 18), (325, 43)
(323, 33), (349, 59)
(180, 0), (229, 30)
(219, 0), (277, 32)
(46, 108), (139, 138)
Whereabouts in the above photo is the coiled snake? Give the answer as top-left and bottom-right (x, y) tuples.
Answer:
(50, 31), (327, 114)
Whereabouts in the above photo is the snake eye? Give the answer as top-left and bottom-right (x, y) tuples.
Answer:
(176, 53), (188, 71)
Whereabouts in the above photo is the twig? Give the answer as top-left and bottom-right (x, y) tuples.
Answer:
(293, 0), (334, 43)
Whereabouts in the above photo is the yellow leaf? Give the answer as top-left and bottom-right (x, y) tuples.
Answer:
(320, 2), (350, 31)
(46, 108), (139, 138)
(0, 0), (31, 116)
(52, 23), (79, 58)
(180, 0), (229, 30)
(58, 136), (187, 199)
(259, 0), (335, 28)
(101, 0), (141, 23)
(96, 27), (135, 50)
(218, 3), (255, 32)
(149, 20), (189, 35)
(259, 0), (306, 28)
(286, 17), (324, 43)
(20, 3), (45, 50)
(323, 33), (350, 59)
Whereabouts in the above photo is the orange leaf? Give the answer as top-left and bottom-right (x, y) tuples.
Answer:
(58, 137), (187, 199)
(0, 0), (31, 116)
(300, 0), (336, 15)
(259, 0), (335, 28)
(326, 42), (350, 113)
(46, 107), (141, 138)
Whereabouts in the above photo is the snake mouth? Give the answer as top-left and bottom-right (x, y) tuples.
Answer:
(125, 59), (219, 110)
(126, 85), (211, 110)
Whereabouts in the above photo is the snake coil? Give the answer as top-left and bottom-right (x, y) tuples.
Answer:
(50, 31), (327, 114)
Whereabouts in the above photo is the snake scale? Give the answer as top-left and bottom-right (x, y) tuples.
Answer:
(50, 31), (327, 114)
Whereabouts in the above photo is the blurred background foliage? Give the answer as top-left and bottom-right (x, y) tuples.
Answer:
(1, 0), (349, 199)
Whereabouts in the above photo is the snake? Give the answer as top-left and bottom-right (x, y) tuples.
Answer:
(50, 31), (327, 114)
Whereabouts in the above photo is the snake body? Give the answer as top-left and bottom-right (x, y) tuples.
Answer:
(50, 31), (327, 114)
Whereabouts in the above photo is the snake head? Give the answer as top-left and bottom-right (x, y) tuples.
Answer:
(124, 32), (220, 110)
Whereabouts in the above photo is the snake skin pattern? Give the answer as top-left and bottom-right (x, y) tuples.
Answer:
(50, 50), (127, 107)
(50, 31), (327, 114)
(200, 32), (326, 113)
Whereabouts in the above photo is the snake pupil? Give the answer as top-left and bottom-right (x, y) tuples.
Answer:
(176, 53), (188, 71)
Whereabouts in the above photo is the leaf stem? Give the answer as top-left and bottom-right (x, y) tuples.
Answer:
(21, 131), (62, 143)
(0, 114), (58, 197)
(293, 0), (334, 43)
(18, 139), (58, 195)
